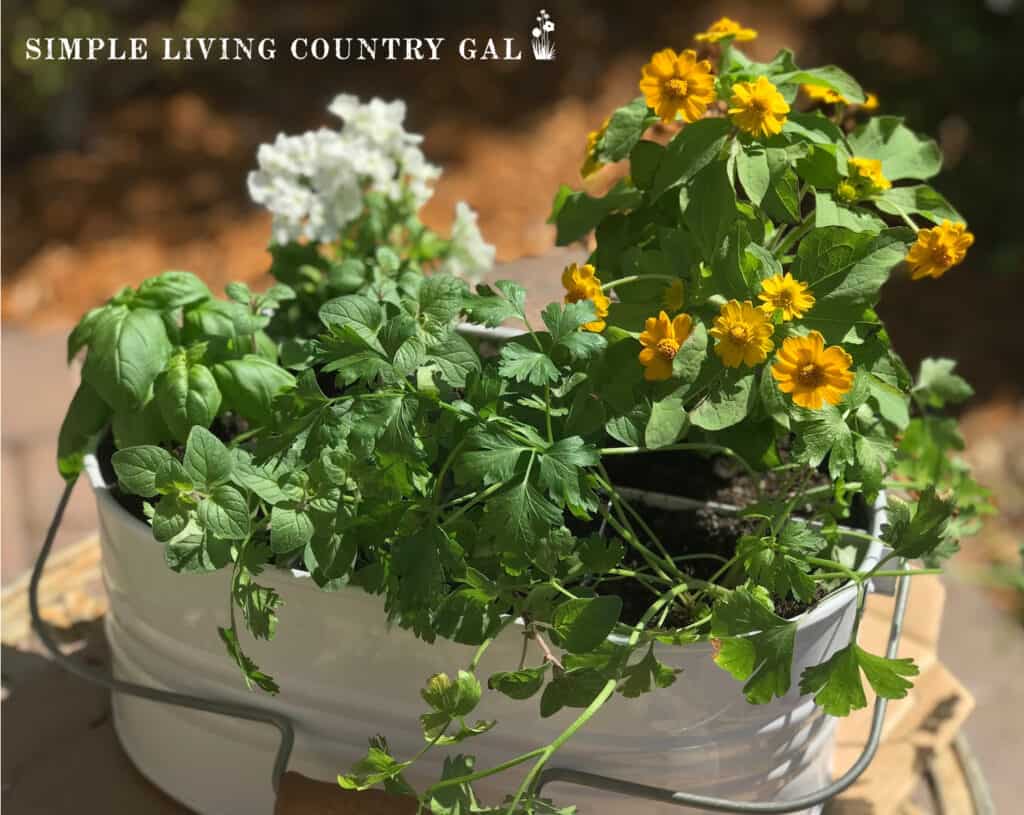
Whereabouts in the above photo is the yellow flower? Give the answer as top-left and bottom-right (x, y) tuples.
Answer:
(758, 273), (815, 321)
(561, 263), (611, 331)
(905, 221), (975, 281)
(639, 310), (694, 381)
(771, 331), (854, 409)
(581, 117), (610, 179)
(847, 157), (891, 192)
(639, 48), (716, 124)
(694, 17), (758, 44)
(710, 299), (774, 368)
(836, 180), (859, 203)
(728, 77), (790, 138)
(663, 278), (685, 312)
(861, 92), (880, 111)
(803, 83), (846, 105)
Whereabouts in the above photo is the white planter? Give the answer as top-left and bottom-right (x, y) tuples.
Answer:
(85, 455), (884, 815)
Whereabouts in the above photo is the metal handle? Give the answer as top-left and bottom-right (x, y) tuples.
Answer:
(29, 478), (296, 793)
(536, 569), (912, 813)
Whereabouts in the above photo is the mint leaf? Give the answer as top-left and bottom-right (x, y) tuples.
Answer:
(552, 596), (622, 654)
(152, 494), (190, 542)
(112, 445), (176, 497)
(418, 274), (466, 333)
(426, 333), (481, 388)
(197, 484), (251, 539)
(183, 426), (233, 489)
(799, 644), (918, 716)
(270, 505), (314, 553)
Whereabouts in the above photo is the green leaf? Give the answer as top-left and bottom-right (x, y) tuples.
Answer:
(165, 527), (231, 573)
(426, 333), (481, 388)
(154, 358), (222, 443)
(795, 143), (846, 188)
(231, 455), (290, 505)
(489, 667), (549, 701)
(83, 307), (172, 409)
(418, 274), (466, 332)
(651, 118), (732, 200)
(134, 271), (211, 309)
(552, 181), (644, 245)
(671, 321), (708, 388)
(736, 145), (771, 205)
(235, 574), (282, 640)
(711, 589), (797, 703)
(599, 97), (652, 162)
(799, 644), (918, 716)
(630, 140), (664, 190)
(577, 534), (625, 573)
(690, 371), (756, 431)
(913, 358), (973, 408)
(847, 117), (942, 181)
(682, 160), (737, 263)
(270, 505), (314, 553)
(543, 301), (607, 360)
(318, 295), (386, 354)
(112, 445), (176, 497)
(538, 436), (599, 507)
(772, 65), (865, 104)
(462, 280), (526, 326)
(183, 299), (262, 340)
(338, 738), (413, 793)
(218, 626), (279, 694)
(152, 494), (190, 542)
(213, 356), (295, 427)
(498, 342), (559, 386)
(813, 191), (887, 232)
(57, 381), (111, 479)
(183, 426), (234, 489)
(540, 668), (608, 718)
(67, 305), (108, 363)
(457, 430), (532, 486)
(197, 484), (251, 539)
(618, 646), (681, 698)
(482, 479), (563, 569)
(552, 596), (622, 654)
(875, 185), (962, 225)
(792, 404), (855, 480)
(421, 670), (482, 718)
(645, 391), (688, 449)
(881, 487), (956, 560)
(310, 532), (356, 582)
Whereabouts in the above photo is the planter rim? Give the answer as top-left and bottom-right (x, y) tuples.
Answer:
(84, 453), (883, 635)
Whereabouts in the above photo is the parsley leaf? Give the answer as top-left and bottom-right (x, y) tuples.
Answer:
(799, 644), (918, 716)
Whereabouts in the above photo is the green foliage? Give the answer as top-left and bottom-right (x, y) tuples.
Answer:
(57, 34), (989, 815)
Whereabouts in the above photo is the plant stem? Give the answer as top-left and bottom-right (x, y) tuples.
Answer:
(600, 274), (677, 291)
(773, 217), (814, 259)
(441, 481), (506, 527)
(812, 567), (941, 581)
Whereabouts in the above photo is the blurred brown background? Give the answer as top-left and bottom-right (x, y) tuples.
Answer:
(2, 0), (1022, 808)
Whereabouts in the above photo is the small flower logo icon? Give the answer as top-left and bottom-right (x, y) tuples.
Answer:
(531, 10), (556, 60)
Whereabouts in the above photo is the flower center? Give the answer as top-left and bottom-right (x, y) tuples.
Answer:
(665, 78), (689, 99)
(775, 291), (793, 309)
(795, 362), (824, 387)
(656, 338), (679, 360)
(932, 245), (955, 266)
(728, 324), (752, 344)
(749, 95), (770, 113)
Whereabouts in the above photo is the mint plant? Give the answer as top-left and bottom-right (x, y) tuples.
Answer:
(57, 44), (989, 815)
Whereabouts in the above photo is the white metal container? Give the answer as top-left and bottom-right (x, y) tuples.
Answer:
(85, 455), (884, 815)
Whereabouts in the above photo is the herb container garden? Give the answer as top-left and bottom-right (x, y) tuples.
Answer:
(56, 27), (987, 815)
(87, 451), (884, 815)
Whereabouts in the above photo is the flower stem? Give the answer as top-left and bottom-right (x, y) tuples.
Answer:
(600, 274), (677, 291)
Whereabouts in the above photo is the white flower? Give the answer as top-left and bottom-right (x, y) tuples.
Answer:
(249, 95), (441, 244)
(442, 202), (495, 283)
(543, 21), (555, 32)
(532, 26), (542, 37)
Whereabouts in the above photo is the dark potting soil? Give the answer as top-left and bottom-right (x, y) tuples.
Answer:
(597, 449), (871, 626)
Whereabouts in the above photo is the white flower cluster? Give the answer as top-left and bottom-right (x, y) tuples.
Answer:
(442, 201), (496, 284)
(248, 94), (441, 245)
